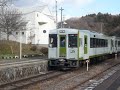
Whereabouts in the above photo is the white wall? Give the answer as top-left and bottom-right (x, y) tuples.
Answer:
(34, 11), (56, 44)
(0, 6), (56, 45)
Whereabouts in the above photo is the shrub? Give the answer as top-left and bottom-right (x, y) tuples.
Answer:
(40, 47), (48, 55)
(30, 45), (37, 51)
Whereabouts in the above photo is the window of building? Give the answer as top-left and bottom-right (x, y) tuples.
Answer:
(37, 14), (39, 17)
(38, 22), (47, 25)
(43, 30), (46, 33)
(22, 32), (24, 35)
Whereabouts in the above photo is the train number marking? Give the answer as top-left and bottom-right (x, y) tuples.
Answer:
(70, 50), (75, 53)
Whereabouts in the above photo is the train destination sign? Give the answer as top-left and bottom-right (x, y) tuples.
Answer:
(59, 30), (65, 33)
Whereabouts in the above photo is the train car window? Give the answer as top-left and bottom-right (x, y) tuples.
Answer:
(103, 39), (105, 47)
(115, 40), (117, 47)
(98, 39), (100, 47)
(118, 41), (120, 47)
(96, 38), (98, 47)
(96, 39), (99, 47)
(49, 34), (57, 48)
(68, 34), (77, 47)
(105, 40), (107, 47)
(90, 38), (93, 48)
(101, 40), (102, 47)
(106, 40), (108, 47)
(102, 39), (104, 47)
(100, 39), (102, 47)
(93, 38), (96, 48)
(105, 40), (108, 47)
(111, 40), (113, 47)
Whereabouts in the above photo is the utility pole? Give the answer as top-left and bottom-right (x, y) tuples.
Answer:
(101, 23), (103, 33)
(0, 31), (1, 40)
(55, 0), (58, 29)
(63, 15), (65, 28)
(59, 7), (64, 28)
(20, 30), (22, 59)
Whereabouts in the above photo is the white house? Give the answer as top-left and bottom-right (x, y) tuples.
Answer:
(1, 5), (56, 45)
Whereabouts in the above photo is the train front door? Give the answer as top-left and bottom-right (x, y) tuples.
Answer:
(59, 35), (66, 57)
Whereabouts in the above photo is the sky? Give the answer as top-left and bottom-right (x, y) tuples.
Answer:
(14, 0), (120, 20)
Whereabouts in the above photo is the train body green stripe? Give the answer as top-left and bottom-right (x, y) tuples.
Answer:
(89, 53), (108, 58)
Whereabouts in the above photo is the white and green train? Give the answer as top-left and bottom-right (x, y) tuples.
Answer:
(48, 28), (120, 68)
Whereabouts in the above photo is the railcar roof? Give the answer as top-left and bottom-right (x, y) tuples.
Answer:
(49, 28), (108, 36)
(79, 30), (103, 35)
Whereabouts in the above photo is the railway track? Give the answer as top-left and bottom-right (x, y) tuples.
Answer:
(71, 62), (120, 90)
(0, 71), (66, 90)
(25, 57), (120, 90)
(1, 58), (120, 90)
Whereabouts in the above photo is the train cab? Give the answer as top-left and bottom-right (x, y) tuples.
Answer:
(48, 28), (89, 68)
(48, 28), (80, 67)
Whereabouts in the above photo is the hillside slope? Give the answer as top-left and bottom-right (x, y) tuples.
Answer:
(0, 40), (42, 56)
(62, 13), (120, 36)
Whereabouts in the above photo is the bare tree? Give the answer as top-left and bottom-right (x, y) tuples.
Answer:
(28, 30), (35, 44)
(0, 0), (25, 40)
(0, 0), (12, 6)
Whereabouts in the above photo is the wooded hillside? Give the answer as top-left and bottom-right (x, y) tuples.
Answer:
(62, 12), (120, 36)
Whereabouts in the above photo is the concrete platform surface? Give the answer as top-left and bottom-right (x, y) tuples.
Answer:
(93, 70), (120, 90)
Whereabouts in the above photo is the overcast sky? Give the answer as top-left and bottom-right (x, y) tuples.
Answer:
(15, 0), (120, 19)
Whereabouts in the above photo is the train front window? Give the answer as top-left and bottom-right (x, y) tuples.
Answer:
(68, 34), (77, 47)
(49, 34), (57, 48)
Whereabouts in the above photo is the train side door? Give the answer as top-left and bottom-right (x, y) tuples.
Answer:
(111, 39), (113, 52)
(84, 35), (89, 59)
(84, 35), (88, 54)
(59, 35), (66, 57)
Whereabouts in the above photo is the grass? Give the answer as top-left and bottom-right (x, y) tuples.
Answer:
(0, 40), (43, 57)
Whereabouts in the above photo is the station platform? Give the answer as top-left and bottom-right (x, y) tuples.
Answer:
(93, 70), (120, 90)
(0, 58), (48, 85)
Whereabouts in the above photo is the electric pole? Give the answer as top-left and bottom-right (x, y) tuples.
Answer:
(55, 0), (58, 29)
(63, 15), (65, 28)
(59, 7), (64, 28)
(101, 22), (103, 33)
